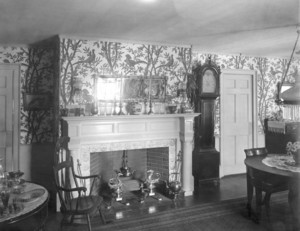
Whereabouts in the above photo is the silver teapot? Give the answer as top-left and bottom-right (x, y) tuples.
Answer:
(120, 166), (134, 177)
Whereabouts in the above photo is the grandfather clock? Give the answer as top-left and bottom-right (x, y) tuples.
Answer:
(192, 57), (221, 190)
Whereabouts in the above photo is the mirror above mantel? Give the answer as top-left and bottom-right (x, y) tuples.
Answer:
(95, 75), (167, 102)
(62, 74), (195, 116)
(75, 74), (168, 116)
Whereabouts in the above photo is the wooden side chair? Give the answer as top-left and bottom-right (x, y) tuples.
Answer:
(244, 147), (288, 222)
(55, 136), (70, 165)
(53, 149), (106, 230)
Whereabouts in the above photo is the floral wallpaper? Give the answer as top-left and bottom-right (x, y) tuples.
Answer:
(192, 53), (300, 133)
(0, 39), (58, 144)
(59, 37), (192, 108)
(1, 35), (299, 144)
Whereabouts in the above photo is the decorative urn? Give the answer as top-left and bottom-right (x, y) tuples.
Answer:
(168, 181), (182, 194)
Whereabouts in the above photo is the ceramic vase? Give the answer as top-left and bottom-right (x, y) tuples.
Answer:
(91, 102), (98, 115)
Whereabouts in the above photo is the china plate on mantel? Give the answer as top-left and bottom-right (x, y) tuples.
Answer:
(17, 189), (45, 203)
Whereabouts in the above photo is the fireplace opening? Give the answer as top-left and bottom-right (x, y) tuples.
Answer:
(90, 147), (169, 188)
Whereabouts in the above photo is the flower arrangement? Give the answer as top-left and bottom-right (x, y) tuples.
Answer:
(286, 141), (300, 155)
(286, 141), (300, 165)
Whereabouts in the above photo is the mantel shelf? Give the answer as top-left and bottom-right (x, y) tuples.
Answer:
(62, 113), (200, 121)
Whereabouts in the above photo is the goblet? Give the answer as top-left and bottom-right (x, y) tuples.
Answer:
(145, 170), (160, 196)
(108, 176), (123, 202)
(0, 187), (11, 210)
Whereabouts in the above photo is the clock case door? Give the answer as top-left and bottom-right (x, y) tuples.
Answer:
(199, 66), (220, 97)
(192, 58), (221, 187)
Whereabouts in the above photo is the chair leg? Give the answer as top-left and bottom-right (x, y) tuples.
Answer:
(60, 214), (69, 230)
(70, 214), (75, 224)
(264, 192), (271, 222)
(86, 214), (92, 231)
(246, 175), (254, 218)
(99, 208), (106, 224)
(254, 187), (263, 223)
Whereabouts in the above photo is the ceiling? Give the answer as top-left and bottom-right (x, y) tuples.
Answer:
(1, 0), (300, 58)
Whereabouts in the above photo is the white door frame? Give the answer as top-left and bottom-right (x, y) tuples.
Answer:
(0, 63), (20, 171)
(219, 69), (257, 177)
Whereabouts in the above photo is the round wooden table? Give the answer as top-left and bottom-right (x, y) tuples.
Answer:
(0, 182), (49, 231)
(245, 155), (294, 177)
(244, 155), (300, 229)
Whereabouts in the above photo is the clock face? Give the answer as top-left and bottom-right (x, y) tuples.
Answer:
(202, 69), (216, 93)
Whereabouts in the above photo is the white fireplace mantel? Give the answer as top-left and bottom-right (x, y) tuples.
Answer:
(61, 113), (199, 196)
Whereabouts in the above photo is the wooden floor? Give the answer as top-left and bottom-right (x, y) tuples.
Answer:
(44, 174), (247, 230)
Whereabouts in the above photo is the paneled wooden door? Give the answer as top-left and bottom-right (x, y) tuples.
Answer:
(220, 69), (257, 176)
(0, 64), (20, 171)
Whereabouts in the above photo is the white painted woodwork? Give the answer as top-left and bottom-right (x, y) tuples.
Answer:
(220, 69), (257, 176)
(61, 113), (199, 196)
(0, 64), (20, 171)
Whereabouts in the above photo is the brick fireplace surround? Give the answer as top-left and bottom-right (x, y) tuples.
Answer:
(61, 113), (199, 196)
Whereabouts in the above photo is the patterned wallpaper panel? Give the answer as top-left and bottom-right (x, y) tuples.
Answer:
(192, 53), (300, 132)
(59, 38), (192, 107)
(0, 42), (57, 144)
(1, 36), (299, 143)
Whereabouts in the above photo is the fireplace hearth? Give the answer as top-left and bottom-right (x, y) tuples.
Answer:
(61, 113), (199, 196)
(90, 147), (169, 185)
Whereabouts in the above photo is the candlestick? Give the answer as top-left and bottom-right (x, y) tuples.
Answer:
(143, 99), (148, 114)
(148, 77), (152, 102)
(120, 75), (123, 101)
(118, 75), (125, 115)
(113, 99), (117, 115)
(118, 101), (125, 115)
(148, 98), (154, 115)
